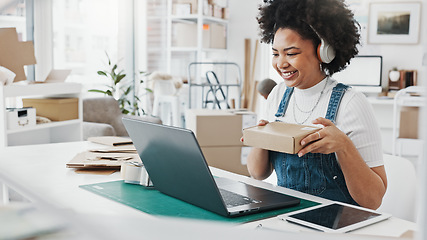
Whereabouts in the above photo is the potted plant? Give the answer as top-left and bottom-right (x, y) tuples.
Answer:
(89, 52), (152, 116)
(389, 67), (400, 82)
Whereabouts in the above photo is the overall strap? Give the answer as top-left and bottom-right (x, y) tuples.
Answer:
(325, 83), (349, 123)
(275, 87), (294, 117)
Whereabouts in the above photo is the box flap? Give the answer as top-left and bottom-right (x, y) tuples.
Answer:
(0, 28), (36, 82)
(245, 122), (319, 137)
(44, 69), (71, 83)
(189, 109), (234, 116)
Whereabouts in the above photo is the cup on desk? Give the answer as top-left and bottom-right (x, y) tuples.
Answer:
(121, 161), (153, 187)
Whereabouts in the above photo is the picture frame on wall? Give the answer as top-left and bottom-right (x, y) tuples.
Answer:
(368, 2), (421, 44)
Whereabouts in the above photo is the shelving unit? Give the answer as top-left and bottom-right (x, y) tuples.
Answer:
(392, 86), (425, 158)
(0, 82), (83, 147)
(187, 62), (241, 109)
(166, 0), (229, 77)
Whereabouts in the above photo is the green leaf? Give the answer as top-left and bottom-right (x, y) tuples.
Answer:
(97, 71), (107, 76)
(105, 51), (111, 65)
(115, 74), (126, 85)
(124, 86), (132, 95)
(88, 89), (108, 94)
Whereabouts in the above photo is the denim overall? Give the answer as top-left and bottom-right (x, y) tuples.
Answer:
(271, 83), (358, 205)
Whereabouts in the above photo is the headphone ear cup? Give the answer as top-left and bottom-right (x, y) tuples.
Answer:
(317, 39), (336, 64)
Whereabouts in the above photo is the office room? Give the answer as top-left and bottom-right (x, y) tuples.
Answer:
(0, 0), (426, 239)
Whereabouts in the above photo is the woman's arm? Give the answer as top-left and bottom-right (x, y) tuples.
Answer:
(298, 117), (387, 210)
(245, 120), (274, 180)
(247, 147), (272, 180)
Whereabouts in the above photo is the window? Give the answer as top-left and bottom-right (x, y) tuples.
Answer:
(52, 0), (122, 94)
(0, 0), (27, 38)
(0, 0), (31, 80)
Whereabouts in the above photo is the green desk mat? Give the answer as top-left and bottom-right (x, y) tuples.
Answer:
(80, 180), (319, 223)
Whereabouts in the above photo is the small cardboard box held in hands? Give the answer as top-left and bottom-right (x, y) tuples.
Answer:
(243, 122), (321, 154)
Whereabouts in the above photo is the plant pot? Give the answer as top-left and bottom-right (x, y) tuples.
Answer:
(389, 71), (400, 82)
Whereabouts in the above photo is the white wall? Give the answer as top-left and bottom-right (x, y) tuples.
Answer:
(227, 0), (427, 90)
(227, 0), (263, 82)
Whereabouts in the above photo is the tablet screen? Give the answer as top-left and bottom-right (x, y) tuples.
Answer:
(288, 203), (381, 230)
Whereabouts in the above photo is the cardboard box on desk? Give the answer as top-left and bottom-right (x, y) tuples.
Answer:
(243, 122), (321, 154)
(23, 98), (78, 121)
(201, 146), (251, 176)
(185, 109), (257, 147)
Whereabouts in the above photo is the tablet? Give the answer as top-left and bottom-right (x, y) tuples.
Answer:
(278, 202), (391, 233)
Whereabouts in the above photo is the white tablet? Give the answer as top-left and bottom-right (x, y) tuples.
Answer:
(278, 202), (391, 233)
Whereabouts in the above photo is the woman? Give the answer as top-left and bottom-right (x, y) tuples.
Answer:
(246, 0), (387, 209)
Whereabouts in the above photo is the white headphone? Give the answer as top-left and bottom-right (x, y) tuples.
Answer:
(309, 24), (336, 64)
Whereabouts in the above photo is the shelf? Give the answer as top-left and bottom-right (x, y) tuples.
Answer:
(395, 138), (424, 156)
(3, 82), (82, 98)
(7, 119), (81, 134)
(171, 47), (227, 52)
(171, 15), (228, 24)
(171, 47), (198, 52)
(189, 83), (240, 87)
(395, 96), (425, 107)
(367, 97), (394, 105)
(0, 82), (83, 147)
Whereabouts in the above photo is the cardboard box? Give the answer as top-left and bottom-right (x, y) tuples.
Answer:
(210, 23), (226, 49)
(0, 28), (36, 82)
(399, 106), (419, 139)
(176, 0), (198, 14)
(212, 4), (222, 18)
(6, 107), (36, 129)
(173, 3), (191, 15)
(172, 22), (209, 48)
(23, 98), (79, 121)
(185, 109), (257, 147)
(243, 122), (321, 154)
(201, 146), (250, 176)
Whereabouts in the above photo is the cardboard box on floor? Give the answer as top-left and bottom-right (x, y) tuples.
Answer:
(399, 106), (419, 139)
(243, 122), (321, 154)
(185, 109), (256, 176)
(185, 109), (257, 147)
(201, 146), (251, 176)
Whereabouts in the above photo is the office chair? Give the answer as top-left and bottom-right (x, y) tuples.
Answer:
(377, 154), (417, 222)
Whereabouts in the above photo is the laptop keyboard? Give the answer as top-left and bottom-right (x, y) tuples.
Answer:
(219, 188), (261, 208)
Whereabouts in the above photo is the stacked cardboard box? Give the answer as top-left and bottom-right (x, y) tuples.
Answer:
(174, 0), (198, 14)
(186, 109), (256, 176)
(172, 22), (225, 49)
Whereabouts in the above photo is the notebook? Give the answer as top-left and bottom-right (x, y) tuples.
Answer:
(122, 117), (300, 217)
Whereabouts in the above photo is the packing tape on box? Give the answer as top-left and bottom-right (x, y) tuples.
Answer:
(121, 161), (153, 187)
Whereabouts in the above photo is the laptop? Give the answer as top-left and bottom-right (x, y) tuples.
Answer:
(122, 117), (300, 217)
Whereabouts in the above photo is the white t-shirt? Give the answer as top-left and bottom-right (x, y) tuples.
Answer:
(260, 77), (384, 168)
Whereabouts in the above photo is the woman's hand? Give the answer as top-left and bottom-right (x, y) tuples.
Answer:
(298, 117), (350, 157)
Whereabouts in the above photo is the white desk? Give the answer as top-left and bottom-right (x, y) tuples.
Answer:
(0, 141), (417, 239)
